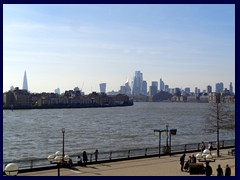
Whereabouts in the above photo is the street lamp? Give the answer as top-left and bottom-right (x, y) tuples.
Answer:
(48, 151), (70, 176)
(4, 163), (19, 176)
(62, 128), (65, 160)
(196, 149), (217, 165)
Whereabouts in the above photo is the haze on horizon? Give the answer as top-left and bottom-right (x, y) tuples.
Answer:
(3, 4), (235, 94)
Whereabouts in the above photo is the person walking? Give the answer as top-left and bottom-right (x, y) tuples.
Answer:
(82, 151), (88, 166)
(225, 164), (231, 176)
(200, 141), (205, 154)
(205, 162), (212, 176)
(216, 164), (223, 176)
(95, 149), (99, 162)
(180, 153), (186, 172)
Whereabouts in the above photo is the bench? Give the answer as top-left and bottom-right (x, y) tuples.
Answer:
(228, 149), (235, 156)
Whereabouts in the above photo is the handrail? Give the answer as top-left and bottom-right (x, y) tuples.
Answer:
(3, 139), (235, 171)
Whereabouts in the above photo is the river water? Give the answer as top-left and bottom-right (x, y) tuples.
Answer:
(3, 102), (235, 162)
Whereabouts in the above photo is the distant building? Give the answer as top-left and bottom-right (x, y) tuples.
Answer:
(22, 71), (28, 91)
(160, 78), (165, 91)
(185, 87), (190, 95)
(206, 85), (212, 94)
(229, 82), (233, 94)
(99, 83), (106, 93)
(216, 82), (224, 93)
(132, 71), (143, 95)
(164, 85), (169, 93)
(142, 80), (148, 96)
(55, 88), (60, 95)
(125, 79), (131, 95)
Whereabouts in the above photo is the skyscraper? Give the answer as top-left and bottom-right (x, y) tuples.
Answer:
(22, 71), (28, 91)
(229, 82), (233, 94)
(160, 78), (165, 91)
(99, 83), (106, 93)
(132, 71), (143, 95)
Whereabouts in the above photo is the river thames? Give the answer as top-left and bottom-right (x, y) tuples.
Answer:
(3, 102), (235, 162)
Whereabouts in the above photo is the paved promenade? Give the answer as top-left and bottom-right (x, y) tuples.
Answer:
(18, 148), (235, 176)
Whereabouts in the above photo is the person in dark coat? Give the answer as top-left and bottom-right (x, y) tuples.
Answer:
(82, 151), (88, 166)
(95, 149), (99, 162)
(180, 153), (186, 172)
(205, 162), (212, 176)
(216, 164), (223, 176)
(225, 164), (231, 176)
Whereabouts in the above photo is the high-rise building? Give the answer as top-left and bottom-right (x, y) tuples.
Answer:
(185, 87), (191, 95)
(229, 82), (233, 94)
(55, 88), (60, 95)
(160, 78), (165, 91)
(99, 83), (106, 93)
(195, 87), (198, 94)
(206, 85), (212, 94)
(125, 79), (131, 95)
(216, 82), (224, 93)
(132, 71), (143, 95)
(22, 71), (28, 91)
(142, 80), (148, 96)
(165, 85), (169, 93)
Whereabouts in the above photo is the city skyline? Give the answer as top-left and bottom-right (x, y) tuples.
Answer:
(3, 4), (235, 94)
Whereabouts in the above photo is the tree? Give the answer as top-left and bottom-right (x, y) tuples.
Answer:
(205, 93), (235, 157)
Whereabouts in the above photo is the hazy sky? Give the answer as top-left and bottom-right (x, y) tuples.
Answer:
(3, 4), (235, 94)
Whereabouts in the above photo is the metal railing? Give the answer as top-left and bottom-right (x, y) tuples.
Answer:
(3, 139), (235, 172)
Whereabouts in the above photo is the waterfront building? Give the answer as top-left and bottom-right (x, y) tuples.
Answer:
(22, 71), (28, 91)
(119, 86), (126, 94)
(149, 85), (158, 96)
(99, 83), (107, 93)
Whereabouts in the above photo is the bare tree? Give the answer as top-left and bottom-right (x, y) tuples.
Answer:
(205, 93), (235, 157)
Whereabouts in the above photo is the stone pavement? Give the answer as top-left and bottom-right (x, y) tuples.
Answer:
(18, 148), (235, 176)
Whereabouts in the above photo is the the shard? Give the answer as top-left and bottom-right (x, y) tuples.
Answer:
(22, 71), (28, 91)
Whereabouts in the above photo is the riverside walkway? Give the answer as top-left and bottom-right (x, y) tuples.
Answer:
(17, 148), (235, 176)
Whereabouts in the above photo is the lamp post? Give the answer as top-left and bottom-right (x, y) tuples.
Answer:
(62, 128), (65, 160)
(166, 124), (169, 148)
(4, 163), (19, 176)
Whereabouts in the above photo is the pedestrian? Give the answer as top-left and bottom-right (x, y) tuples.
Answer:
(95, 149), (99, 162)
(76, 155), (82, 165)
(190, 154), (196, 163)
(225, 164), (231, 176)
(216, 164), (223, 176)
(200, 141), (205, 153)
(180, 153), (186, 172)
(205, 162), (212, 176)
(208, 142), (213, 154)
(82, 151), (88, 166)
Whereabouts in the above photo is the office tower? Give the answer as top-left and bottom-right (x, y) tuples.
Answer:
(22, 71), (28, 91)
(206, 85), (212, 94)
(99, 83), (106, 93)
(132, 71), (143, 95)
(229, 82), (233, 94)
(185, 87), (190, 95)
(142, 80), (148, 95)
(150, 81), (158, 96)
(160, 78), (165, 91)
(165, 85), (169, 93)
(55, 88), (60, 95)
(215, 82), (224, 93)
(195, 87), (198, 94)
(125, 79), (131, 95)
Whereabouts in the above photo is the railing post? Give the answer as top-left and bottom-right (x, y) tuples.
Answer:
(128, 150), (130, 158)
(90, 154), (92, 162)
(184, 144), (187, 152)
(30, 160), (33, 169)
(145, 148), (147, 156)
(110, 151), (112, 160)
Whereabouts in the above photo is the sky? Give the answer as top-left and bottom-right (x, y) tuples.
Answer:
(3, 4), (235, 94)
